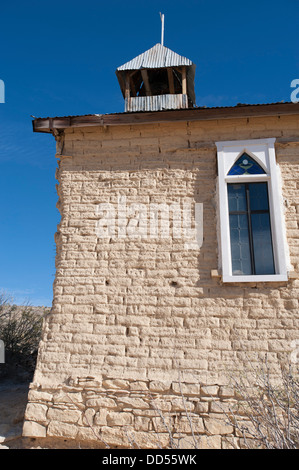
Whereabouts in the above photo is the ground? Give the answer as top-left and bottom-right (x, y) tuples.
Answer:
(0, 379), (29, 449)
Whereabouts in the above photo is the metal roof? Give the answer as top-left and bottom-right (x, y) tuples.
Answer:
(116, 43), (194, 71)
(33, 102), (291, 121)
(32, 102), (299, 133)
(116, 43), (196, 105)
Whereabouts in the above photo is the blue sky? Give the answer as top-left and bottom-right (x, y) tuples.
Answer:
(0, 0), (298, 306)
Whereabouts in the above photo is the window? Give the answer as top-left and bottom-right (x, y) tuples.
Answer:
(228, 153), (265, 175)
(216, 138), (289, 283)
(228, 182), (274, 276)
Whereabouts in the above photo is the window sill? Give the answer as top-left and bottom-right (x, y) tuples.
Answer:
(222, 274), (288, 283)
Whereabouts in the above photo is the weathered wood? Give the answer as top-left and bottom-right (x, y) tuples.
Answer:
(32, 102), (299, 133)
(130, 77), (137, 97)
(182, 66), (187, 95)
(141, 69), (151, 96)
(125, 73), (130, 101)
(276, 137), (299, 144)
(167, 68), (175, 94)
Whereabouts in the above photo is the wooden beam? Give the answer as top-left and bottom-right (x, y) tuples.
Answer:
(32, 103), (299, 133)
(125, 73), (130, 101)
(141, 69), (151, 96)
(167, 68), (175, 94)
(182, 66), (187, 95)
(130, 77), (137, 97)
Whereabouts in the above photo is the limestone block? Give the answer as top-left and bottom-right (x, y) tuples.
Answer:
(219, 386), (235, 398)
(102, 379), (129, 390)
(25, 403), (48, 422)
(129, 381), (149, 391)
(174, 435), (199, 449)
(199, 435), (222, 449)
(22, 421), (47, 438)
(47, 420), (78, 439)
(204, 416), (234, 435)
(134, 416), (150, 432)
(209, 400), (238, 414)
(94, 409), (108, 426)
(47, 407), (81, 424)
(107, 412), (133, 426)
(76, 426), (100, 442)
(172, 382), (200, 396)
(81, 408), (96, 427)
(149, 381), (171, 393)
(128, 430), (170, 449)
(222, 436), (240, 449)
(171, 398), (194, 412)
(27, 390), (53, 403)
(175, 416), (205, 434)
(117, 397), (149, 410)
(85, 397), (117, 409)
(201, 385), (219, 397)
(53, 391), (83, 404)
(99, 426), (129, 447)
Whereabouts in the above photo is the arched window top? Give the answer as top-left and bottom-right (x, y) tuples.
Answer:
(228, 152), (266, 176)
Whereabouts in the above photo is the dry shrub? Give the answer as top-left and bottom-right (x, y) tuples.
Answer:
(226, 357), (299, 449)
(0, 293), (45, 379)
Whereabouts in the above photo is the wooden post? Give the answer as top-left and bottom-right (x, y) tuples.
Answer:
(182, 67), (187, 95)
(125, 73), (130, 100)
(125, 73), (131, 111)
(167, 68), (175, 94)
(141, 69), (151, 96)
(130, 75), (136, 97)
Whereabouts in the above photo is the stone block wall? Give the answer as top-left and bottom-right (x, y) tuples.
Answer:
(23, 378), (238, 449)
(23, 114), (299, 448)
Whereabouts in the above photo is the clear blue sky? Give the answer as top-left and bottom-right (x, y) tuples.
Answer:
(0, 0), (298, 306)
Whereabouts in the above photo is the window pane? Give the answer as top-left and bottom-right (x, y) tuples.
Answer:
(228, 153), (266, 175)
(228, 184), (247, 212)
(229, 214), (252, 275)
(249, 183), (269, 211)
(251, 213), (275, 275)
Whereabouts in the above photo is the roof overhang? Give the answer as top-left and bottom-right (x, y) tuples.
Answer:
(32, 102), (299, 134)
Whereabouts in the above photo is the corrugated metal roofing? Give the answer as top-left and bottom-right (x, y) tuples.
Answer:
(125, 94), (189, 112)
(34, 102), (291, 121)
(32, 101), (299, 133)
(117, 43), (194, 71)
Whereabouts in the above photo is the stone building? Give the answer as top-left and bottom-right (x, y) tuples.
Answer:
(23, 43), (299, 448)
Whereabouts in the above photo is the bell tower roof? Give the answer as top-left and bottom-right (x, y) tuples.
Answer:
(116, 43), (196, 112)
(117, 43), (194, 72)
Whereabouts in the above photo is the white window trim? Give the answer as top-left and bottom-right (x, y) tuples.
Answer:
(216, 137), (289, 283)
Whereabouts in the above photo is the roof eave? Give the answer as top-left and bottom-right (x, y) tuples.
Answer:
(32, 102), (299, 134)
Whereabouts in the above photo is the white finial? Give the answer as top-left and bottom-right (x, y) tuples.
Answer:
(160, 12), (165, 46)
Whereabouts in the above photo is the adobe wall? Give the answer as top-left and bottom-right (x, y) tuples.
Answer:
(23, 114), (299, 448)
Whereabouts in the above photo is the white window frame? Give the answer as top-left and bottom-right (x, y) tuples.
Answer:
(216, 137), (288, 283)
